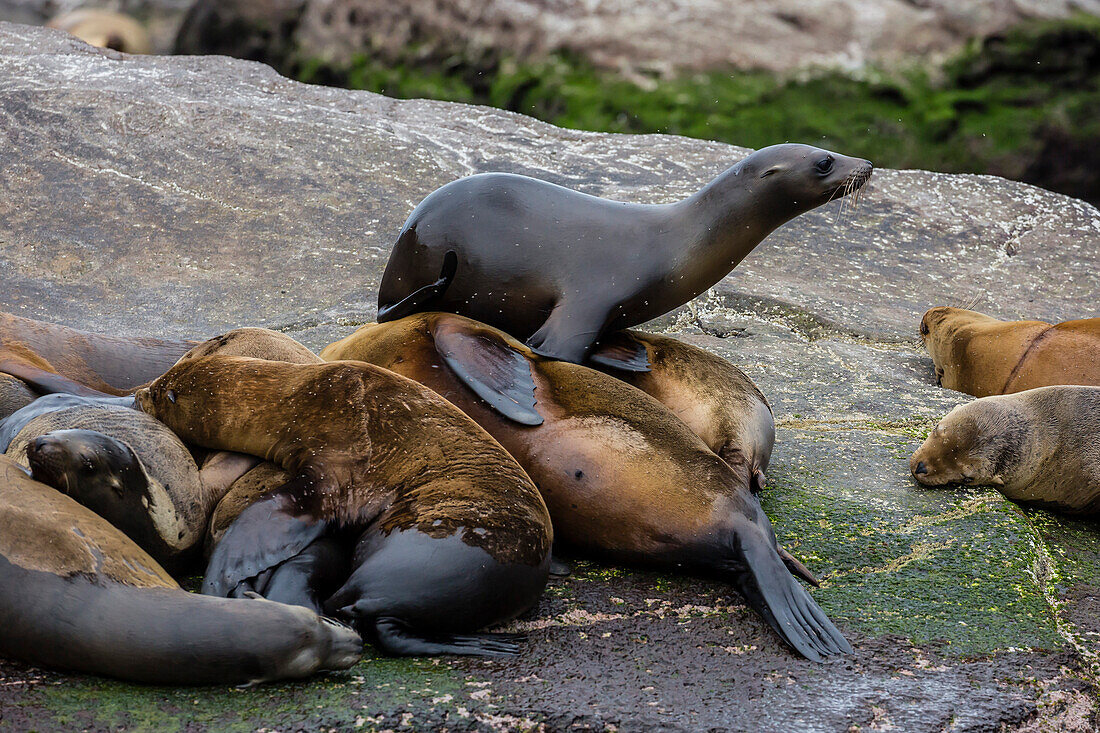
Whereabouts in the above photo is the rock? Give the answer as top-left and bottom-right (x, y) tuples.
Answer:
(0, 23), (1097, 731)
(199, 0), (1100, 75)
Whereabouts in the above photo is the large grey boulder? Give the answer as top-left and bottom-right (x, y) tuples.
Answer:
(0, 23), (1097, 731)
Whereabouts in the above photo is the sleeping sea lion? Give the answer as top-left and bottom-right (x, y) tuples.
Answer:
(0, 373), (36, 420)
(0, 311), (197, 395)
(377, 144), (872, 365)
(320, 313), (848, 662)
(7, 404), (240, 571)
(0, 454), (361, 685)
(136, 355), (553, 656)
(589, 330), (774, 483)
(909, 386), (1100, 515)
(919, 307), (1100, 397)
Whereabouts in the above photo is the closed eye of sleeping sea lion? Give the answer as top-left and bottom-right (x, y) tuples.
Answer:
(919, 307), (1100, 397)
(0, 454), (361, 685)
(320, 313), (848, 662)
(589, 330), (774, 487)
(909, 385), (1100, 515)
(0, 311), (198, 396)
(135, 355), (553, 657)
(376, 144), (872, 366)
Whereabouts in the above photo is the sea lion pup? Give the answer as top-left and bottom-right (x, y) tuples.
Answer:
(0, 311), (197, 395)
(46, 9), (153, 54)
(589, 330), (774, 485)
(135, 355), (553, 657)
(320, 314), (848, 661)
(919, 307), (1100, 397)
(6, 404), (241, 571)
(909, 386), (1100, 515)
(377, 144), (872, 366)
(0, 455), (361, 685)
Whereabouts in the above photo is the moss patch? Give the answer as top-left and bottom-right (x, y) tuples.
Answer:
(292, 15), (1100, 204)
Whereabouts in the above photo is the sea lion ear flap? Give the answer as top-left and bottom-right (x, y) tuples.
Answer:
(431, 316), (544, 426)
(587, 331), (651, 373)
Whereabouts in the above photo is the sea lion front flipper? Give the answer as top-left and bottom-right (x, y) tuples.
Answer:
(0, 359), (117, 398)
(432, 315), (543, 426)
(588, 331), (651, 373)
(525, 301), (608, 365)
(370, 618), (524, 657)
(377, 250), (458, 323)
(202, 473), (329, 598)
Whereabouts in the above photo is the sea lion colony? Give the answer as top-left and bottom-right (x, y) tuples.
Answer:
(0, 149), (1094, 687)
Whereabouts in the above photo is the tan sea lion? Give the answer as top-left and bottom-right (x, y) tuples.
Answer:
(0, 454), (361, 685)
(590, 330), (774, 485)
(46, 9), (153, 54)
(377, 144), (872, 365)
(320, 313), (848, 662)
(919, 307), (1100, 397)
(136, 355), (553, 656)
(0, 311), (197, 396)
(0, 374), (36, 420)
(909, 386), (1100, 514)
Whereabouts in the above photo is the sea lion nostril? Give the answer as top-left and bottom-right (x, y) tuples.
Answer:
(914, 461), (928, 475)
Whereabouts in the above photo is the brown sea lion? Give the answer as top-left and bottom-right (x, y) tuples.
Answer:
(0, 374), (36, 420)
(0, 454), (361, 685)
(376, 144), (872, 366)
(909, 386), (1100, 515)
(320, 313), (848, 662)
(919, 307), (1100, 397)
(590, 330), (774, 484)
(46, 9), (153, 54)
(136, 355), (553, 656)
(0, 311), (197, 396)
(6, 404), (239, 571)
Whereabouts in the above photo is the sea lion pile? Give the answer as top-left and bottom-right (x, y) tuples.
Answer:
(0, 144), (1094, 688)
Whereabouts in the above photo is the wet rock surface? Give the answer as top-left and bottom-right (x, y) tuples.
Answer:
(0, 23), (1098, 732)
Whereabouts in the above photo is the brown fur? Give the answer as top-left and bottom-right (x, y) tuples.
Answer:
(910, 386), (1100, 514)
(920, 307), (1100, 397)
(0, 455), (175, 587)
(599, 332), (774, 477)
(0, 374), (36, 420)
(321, 314), (779, 563)
(136, 356), (550, 566)
(0, 311), (197, 395)
(207, 462), (289, 551)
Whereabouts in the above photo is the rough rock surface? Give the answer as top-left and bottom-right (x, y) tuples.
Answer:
(0, 23), (1098, 731)
(286, 0), (1100, 74)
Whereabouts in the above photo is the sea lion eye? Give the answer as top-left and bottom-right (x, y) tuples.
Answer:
(920, 320), (930, 335)
(166, 389), (177, 404)
(815, 156), (834, 174)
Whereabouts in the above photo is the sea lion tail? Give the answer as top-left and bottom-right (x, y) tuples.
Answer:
(377, 250), (458, 323)
(733, 524), (851, 661)
(0, 358), (116, 398)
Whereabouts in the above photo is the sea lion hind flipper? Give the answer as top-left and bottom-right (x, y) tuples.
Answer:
(202, 475), (328, 598)
(377, 250), (458, 323)
(736, 531), (851, 660)
(368, 617), (523, 657)
(0, 359), (116, 398)
(587, 331), (651, 373)
(432, 315), (543, 426)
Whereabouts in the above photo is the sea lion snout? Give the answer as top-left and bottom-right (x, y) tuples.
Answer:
(912, 460), (928, 475)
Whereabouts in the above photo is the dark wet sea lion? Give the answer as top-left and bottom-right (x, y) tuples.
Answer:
(0, 454), (361, 685)
(320, 313), (847, 661)
(7, 404), (242, 571)
(377, 144), (872, 364)
(909, 386), (1100, 515)
(590, 330), (774, 483)
(919, 307), (1100, 397)
(136, 355), (552, 656)
(0, 311), (197, 395)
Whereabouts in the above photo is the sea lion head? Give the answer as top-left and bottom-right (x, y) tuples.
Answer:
(738, 143), (873, 212)
(909, 398), (1029, 489)
(918, 306), (999, 388)
(25, 429), (160, 546)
